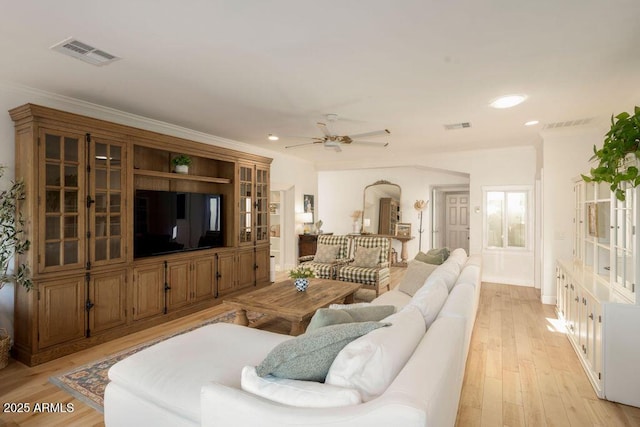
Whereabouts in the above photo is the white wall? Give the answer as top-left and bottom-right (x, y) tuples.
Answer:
(318, 167), (470, 258)
(0, 81), (316, 339)
(318, 145), (539, 286)
(541, 126), (606, 304)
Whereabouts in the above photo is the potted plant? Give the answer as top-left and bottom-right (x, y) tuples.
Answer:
(0, 166), (31, 292)
(582, 106), (640, 201)
(289, 266), (315, 292)
(172, 154), (192, 174)
(0, 165), (31, 370)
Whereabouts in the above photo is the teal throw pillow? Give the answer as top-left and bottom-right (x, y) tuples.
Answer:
(306, 305), (396, 332)
(255, 321), (388, 382)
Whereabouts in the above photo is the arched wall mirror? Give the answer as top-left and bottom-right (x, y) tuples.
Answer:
(362, 180), (401, 235)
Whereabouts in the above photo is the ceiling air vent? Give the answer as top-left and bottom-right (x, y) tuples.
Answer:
(51, 38), (119, 66)
(444, 122), (471, 130)
(543, 118), (592, 130)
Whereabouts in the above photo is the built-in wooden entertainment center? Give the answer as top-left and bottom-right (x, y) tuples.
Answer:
(10, 104), (272, 366)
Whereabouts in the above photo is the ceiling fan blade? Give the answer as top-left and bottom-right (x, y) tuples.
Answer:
(285, 141), (322, 149)
(282, 135), (325, 141)
(347, 129), (390, 139)
(317, 122), (332, 138)
(351, 140), (390, 147)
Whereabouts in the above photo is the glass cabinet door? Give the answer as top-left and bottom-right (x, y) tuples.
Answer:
(611, 182), (636, 298)
(40, 129), (86, 271)
(574, 181), (584, 261)
(255, 166), (269, 243)
(239, 164), (253, 244)
(90, 138), (126, 265)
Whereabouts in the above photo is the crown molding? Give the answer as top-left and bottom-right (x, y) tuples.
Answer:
(0, 80), (302, 163)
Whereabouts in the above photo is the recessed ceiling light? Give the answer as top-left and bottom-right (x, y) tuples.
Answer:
(489, 94), (527, 109)
(267, 134), (279, 141)
(524, 120), (539, 126)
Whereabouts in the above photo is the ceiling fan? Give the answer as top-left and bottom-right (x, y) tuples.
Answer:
(285, 115), (390, 152)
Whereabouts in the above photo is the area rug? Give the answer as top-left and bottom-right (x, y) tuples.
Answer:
(49, 310), (264, 413)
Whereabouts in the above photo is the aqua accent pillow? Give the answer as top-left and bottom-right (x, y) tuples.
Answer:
(255, 321), (388, 382)
(306, 305), (396, 332)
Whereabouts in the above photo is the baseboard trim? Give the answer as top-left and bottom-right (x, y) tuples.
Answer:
(541, 295), (557, 305)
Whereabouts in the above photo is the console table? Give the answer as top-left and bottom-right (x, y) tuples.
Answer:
(392, 236), (414, 267)
(298, 233), (332, 257)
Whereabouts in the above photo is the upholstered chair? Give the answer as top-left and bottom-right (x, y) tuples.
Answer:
(298, 234), (352, 280)
(338, 235), (392, 296)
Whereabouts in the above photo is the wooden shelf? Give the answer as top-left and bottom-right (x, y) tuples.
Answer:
(134, 169), (232, 184)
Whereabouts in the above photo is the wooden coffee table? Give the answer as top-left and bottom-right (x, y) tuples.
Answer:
(224, 279), (362, 336)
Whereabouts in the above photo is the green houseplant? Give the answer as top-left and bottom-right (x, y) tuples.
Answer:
(0, 166), (31, 291)
(172, 154), (192, 174)
(582, 106), (640, 201)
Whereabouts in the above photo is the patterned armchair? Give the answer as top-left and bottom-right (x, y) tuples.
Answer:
(338, 235), (392, 296)
(298, 234), (352, 280)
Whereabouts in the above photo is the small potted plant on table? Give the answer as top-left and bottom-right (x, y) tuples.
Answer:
(289, 266), (315, 292)
(172, 154), (192, 174)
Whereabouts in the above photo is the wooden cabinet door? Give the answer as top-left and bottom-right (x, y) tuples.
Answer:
(255, 165), (270, 244)
(39, 128), (86, 273)
(237, 249), (255, 289)
(255, 245), (270, 285)
(89, 137), (127, 267)
(89, 270), (127, 334)
(167, 260), (190, 310)
(192, 256), (215, 302)
(216, 251), (236, 296)
(133, 264), (164, 321)
(38, 276), (85, 349)
(238, 163), (254, 246)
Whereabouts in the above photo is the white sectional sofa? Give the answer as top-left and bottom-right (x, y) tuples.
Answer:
(104, 249), (482, 427)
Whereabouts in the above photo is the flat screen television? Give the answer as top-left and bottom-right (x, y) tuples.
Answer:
(134, 189), (223, 258)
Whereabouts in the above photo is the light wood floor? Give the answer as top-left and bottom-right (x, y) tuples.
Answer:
(1, 269), (639, 426)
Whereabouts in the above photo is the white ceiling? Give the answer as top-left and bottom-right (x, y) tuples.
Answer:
(1, 1), (639, 167)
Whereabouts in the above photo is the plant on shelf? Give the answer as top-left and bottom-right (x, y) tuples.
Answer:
(0, 166), (31, 291)
(172, 154), (192, 166)
(582, 106), (640, 201)
(288, 266), (315, 279)
(172, 154), (192, 174)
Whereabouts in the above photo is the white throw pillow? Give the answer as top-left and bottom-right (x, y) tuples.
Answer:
(241, 366), (362, 408)
(398, 261), (439, 296)
(408, 278), (449, 327)
(325, 305), (426, 401)
(314, 244), (340, 263)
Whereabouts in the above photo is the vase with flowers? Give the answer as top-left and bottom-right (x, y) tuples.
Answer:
(289, 266), (315, 292)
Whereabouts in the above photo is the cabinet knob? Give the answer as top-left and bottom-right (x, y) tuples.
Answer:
(589, 313), (594, 320)
(575, 297), (579, 302)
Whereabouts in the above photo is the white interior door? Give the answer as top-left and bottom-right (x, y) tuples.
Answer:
(445, 192), (470, 253)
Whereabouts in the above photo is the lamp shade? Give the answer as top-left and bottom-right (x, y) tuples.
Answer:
(301, 212), (313, 223)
